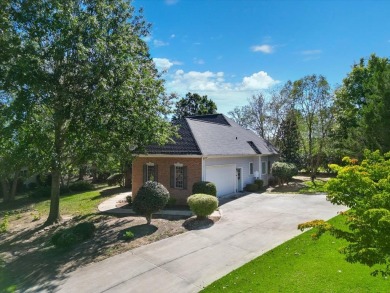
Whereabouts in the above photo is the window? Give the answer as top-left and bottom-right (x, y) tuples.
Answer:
(175, 166), (184, 188)
(143, 163), (158, 182)
(268, 161), (271, 175)
(170, 163), (187, 189)
(249, 162), (254, 175)
(261, 161), (267, 175)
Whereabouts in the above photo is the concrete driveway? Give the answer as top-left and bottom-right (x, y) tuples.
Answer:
(55, 193), (344, 293)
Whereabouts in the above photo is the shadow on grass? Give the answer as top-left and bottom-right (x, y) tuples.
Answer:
(183, 218), (215, 230)
(99, 187), (131, 198)
(0, 214), (134, 292)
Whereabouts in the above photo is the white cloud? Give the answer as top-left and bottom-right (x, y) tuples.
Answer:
(241, 71), (278, 90)
(170, 34), (176, 39)
(301, 49), (322, 55)
(165, 0), (179, 5)
(153, 58), (182, 71)
(251, 44), (274, 54)
(153, 39), (169, 47)
(193, 58), (205, 65)
(300, 49), (322, 61)
(166, 69), (279, 114)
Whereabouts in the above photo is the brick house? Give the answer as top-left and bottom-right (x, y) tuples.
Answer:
(132, 114), (278, 205)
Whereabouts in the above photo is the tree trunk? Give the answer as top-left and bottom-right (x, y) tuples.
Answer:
(146, 214), (152, 225)
(1, 178), (10, 203)
(45, 119), (64, 225)
(10, 171), (20, 201)
(45, 170), (62, 225)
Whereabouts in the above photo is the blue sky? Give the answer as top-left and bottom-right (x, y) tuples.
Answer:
(133, 0), (390, 114)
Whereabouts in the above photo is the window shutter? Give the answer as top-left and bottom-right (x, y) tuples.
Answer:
(170, 165), (174, 188)
(183, 166), (188, 189)
(143, 164), (147, 182)
(154, 165), (158, 182)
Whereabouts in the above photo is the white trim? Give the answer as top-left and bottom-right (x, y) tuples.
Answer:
(137, 154), (203, 158)
(174, 162), (183, 167)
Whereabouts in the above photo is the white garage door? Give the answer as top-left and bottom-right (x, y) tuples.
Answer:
(206, 164), (235, 197)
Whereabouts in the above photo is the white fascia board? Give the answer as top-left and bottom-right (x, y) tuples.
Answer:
(136, 154), (203, 158)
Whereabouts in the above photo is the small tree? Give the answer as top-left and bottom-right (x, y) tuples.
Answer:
(132, 181), (170, 224)
(299, 150), (390, 277)
(271, 162), (298, 185)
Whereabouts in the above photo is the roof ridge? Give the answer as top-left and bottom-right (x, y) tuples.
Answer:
(184, 117), (203, 155)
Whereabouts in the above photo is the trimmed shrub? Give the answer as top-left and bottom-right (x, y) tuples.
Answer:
(245, 183), (259, 192)
(69, 181), (94, 192)
(254, 179), (264, 189)
(133, 181), (170, 224)
(166, 197), (177, 208)
(192, 181), (217, 196)
(107, 173), (124, 186)
(271, 162), (298, 185)
(126, 195), (132, 205)
(28, 186), (51, 198)
(187, 193), (219, 219)
(51, 222), (95, 248)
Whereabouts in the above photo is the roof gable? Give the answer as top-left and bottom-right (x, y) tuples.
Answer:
(145, 114), (278, 156)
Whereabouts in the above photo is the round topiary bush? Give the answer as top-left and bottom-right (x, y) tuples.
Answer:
(133, 181), (170, 224)
(192, 181), (217, 196)
(187, 193), (219, 219)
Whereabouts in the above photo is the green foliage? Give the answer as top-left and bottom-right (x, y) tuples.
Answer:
(123, 230), (135, 240)
(166, 197), (177, 208)
(254, 179), (263, 189)
(28, 186), (52, 199)
(187, 193), (218, 219)
(192, 181), (217, 197)
(300, 150), (390, 276)
(133, 181), (170, 224)
(0, 214), (9, 233)
(51, 222), (95, 249)
(173, 92), (217, 120)
(244, 184), (259, 192)
(334, 55), (390, 156)
(126, 195), (132, 205)
(271, 162), (298, 185)
(69, 181), (94, 192)
(107, 173), (124, 187)
(275, 109), (301, 167)
(0, 0), (175, 224)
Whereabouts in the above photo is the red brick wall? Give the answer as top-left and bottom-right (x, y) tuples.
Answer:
(132, 157), (202, 205)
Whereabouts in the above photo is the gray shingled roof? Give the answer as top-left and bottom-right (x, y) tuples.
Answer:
(146, 114), (278, 156)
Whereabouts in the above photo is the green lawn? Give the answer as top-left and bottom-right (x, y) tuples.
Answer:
(202, 216), (389, 293)
(298, 179), (327, 194)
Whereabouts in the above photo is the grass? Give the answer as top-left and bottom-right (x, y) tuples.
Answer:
(298, 179), (327, 194)
(202, 215), (389, 293)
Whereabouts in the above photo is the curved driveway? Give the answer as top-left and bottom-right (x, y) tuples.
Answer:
(55, 193), (345, 293)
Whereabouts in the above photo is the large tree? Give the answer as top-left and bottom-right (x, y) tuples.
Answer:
(275, 109), (300, 167)
(0, 0), (174, 224)
(173, 92), (217, 120)
(291, 74), (334, 175)
(334, 54), (390, 156)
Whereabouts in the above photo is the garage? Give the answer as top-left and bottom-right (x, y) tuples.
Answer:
(205, 164), (236, 197)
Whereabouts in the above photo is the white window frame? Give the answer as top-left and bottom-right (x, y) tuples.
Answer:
(249, 162), (254, 175)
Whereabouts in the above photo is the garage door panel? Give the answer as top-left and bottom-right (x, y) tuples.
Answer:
(206, 165), (235, 197)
